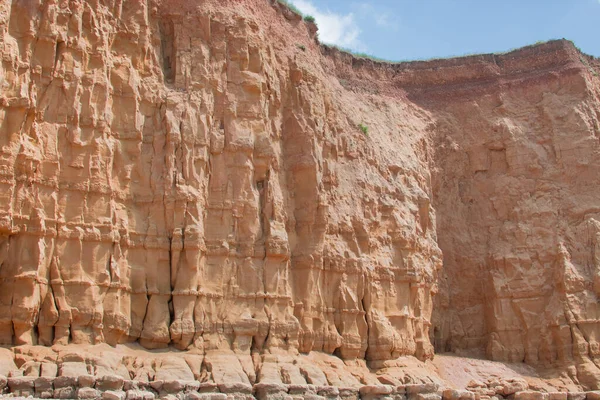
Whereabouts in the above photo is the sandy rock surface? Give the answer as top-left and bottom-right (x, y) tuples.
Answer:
(0, 0), (438, 360)
(0, 0), (599, 397)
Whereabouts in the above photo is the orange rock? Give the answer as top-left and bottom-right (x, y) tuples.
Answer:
(0, 0), (598, 394)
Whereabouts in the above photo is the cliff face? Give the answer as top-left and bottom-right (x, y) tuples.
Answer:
(427, 48), (600, 385)
(326, 40), (600, 387)
(0, 0), (439, 368)
(1, 0), (600, 395)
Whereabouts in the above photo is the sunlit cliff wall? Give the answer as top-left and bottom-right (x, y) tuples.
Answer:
(0, 0), (440, 366)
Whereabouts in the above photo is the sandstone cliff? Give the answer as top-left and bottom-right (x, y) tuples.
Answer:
(1, 0), (600, 397)
(429, 47), (600, 388)
(325, 38), (600, 389)
(0, 0), (441, 391)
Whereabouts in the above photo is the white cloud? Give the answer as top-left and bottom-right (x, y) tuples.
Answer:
(290, 0), (363, 50)
(375, 14), (393, 28)
(355, 3), (399, 32)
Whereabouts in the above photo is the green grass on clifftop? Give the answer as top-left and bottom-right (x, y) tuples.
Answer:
(277, 0), (303, 17)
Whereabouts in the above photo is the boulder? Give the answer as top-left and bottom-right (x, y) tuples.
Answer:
(102, 390), (126, 400)
(97, 375), (125, 391)
(514, 391), (550, 400)
(78, 387), (101, 399)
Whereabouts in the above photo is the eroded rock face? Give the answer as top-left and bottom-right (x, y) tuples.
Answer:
(326, 38), (600, 387)
(2, 0), (600, 394)
(0, 0), (439, 365)
(422, 44), (600, 386)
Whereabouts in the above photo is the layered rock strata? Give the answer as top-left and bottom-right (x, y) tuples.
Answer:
(325, 38), (600, 388)
(421, 43), (600, 387)
(0, 0), (438, 365)
(2, 0), (600, 395)
(425, 43), (600, 364)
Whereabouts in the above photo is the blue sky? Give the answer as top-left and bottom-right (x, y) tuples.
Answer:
(290, 0), (600, 61)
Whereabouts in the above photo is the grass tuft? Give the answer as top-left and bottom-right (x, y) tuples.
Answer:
(303, 15), (316, 23)
(324, 44), (396, 63)
(359, 123), (368, 136)
(277, 0), (302, 17)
